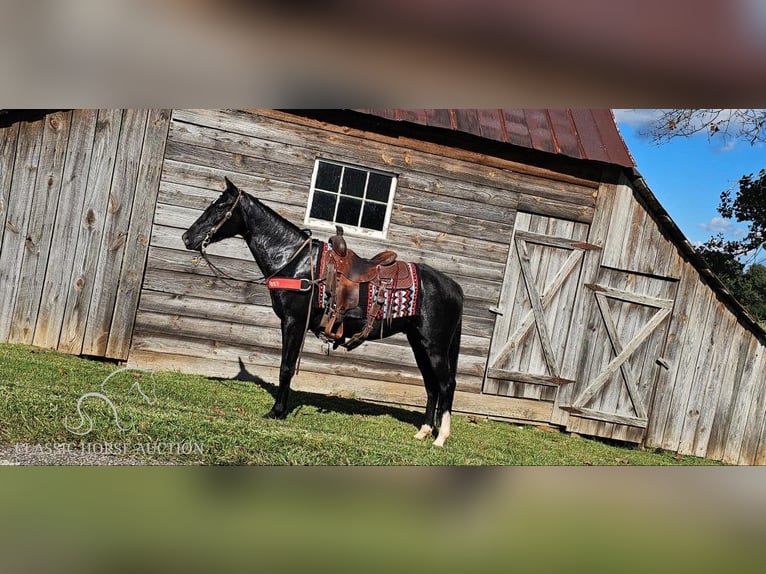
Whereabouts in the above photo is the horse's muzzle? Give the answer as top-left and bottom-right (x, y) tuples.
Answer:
(181, 231), (200, 251)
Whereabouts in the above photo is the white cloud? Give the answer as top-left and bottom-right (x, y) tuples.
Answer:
(700, 216), (747, 238)
(613, 109), (665, 132)
(714, 138), (739, 152)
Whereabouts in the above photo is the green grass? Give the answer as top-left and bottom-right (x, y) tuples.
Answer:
(0, 343), (720, 465)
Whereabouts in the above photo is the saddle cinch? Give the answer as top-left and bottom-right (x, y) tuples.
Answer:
(320, 226), (414, 350)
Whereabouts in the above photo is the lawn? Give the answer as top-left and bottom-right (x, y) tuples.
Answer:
(0, 343), (719, 465)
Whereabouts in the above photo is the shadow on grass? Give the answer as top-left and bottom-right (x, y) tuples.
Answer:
(209, 358), (423, 429)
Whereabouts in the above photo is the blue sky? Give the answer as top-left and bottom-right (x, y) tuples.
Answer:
(614, 110), (765, 248)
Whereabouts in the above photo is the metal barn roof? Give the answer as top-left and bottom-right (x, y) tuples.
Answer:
(356, 109), (635, 168)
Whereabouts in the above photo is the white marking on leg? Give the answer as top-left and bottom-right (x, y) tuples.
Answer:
(433, 412), (451, 447)
(414, 425), (433, 440)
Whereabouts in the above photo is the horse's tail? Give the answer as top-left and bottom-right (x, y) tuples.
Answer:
(445, 299), (462, 416)
(449, 315), (462, 383)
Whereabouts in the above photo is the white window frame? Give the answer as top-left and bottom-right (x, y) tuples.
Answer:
(304, 159), (397, 239)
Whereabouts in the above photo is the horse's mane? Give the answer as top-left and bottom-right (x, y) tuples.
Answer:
(243, 190), (309, 239)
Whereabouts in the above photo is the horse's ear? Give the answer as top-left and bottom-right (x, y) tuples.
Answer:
(223, 177), (238, 195)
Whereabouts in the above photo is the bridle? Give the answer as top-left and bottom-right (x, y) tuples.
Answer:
(201, 187), (244, 252)
(195, 188), (317, 291)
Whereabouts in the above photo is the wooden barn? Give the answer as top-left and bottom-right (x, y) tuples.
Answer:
(1, 108), (765, 464)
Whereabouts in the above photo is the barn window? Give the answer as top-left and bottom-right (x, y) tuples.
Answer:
(305, 159), (397, 238)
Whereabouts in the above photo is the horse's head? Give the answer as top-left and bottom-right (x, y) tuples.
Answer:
(182, 177), (246, 252)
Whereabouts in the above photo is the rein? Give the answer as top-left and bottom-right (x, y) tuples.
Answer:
(198, 234), (316, 289)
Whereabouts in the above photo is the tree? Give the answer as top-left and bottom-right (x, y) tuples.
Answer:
(736, 264), (766, 323)
(643, 109), (766, 323)
(644, 109), (766, 146)
(699, 170), (766, 324)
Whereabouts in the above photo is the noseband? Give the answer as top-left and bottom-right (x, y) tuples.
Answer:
(201, 188), (244, 252)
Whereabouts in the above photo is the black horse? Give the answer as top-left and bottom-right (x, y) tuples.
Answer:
(182, 178), (463, 446)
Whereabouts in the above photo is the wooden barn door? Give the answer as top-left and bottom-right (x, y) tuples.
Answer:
(556, 269), (678, 442)
(484, 213), (596, 401)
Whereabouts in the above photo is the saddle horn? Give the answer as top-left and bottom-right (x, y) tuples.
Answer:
(329, 225), (347, 256)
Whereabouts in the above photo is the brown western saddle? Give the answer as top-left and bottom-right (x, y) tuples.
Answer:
(321, 226), (414, 350)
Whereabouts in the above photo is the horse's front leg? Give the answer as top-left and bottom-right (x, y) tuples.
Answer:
(264, 314), (305, 419)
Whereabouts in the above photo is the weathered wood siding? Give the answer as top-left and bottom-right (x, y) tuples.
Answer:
(0, 110), (170, 360)
(554, 173), (766, 464)
(645, 262), (766, 465)
(129, 109), (600, 423)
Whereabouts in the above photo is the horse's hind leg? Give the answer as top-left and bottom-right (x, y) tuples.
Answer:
(433, 317), (460, 447)
(408, 329), (456, 446)
(406, 331), (438, 440)
(432, 354), (456, 447)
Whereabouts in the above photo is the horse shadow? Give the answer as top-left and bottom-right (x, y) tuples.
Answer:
(209, 358), (423, 429)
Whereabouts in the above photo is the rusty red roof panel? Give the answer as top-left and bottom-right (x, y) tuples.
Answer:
(476, 109), (505, 142)
(501, 110), (532, 149)
(522, 110), (556, 155)
(423, 109), (453, 130)
(355, 109), (635, 168)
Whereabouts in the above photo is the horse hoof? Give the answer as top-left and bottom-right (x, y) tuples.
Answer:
(414, 425), (433, 440)
(263, 409), (286, 420)
(432, 437), (446, 447)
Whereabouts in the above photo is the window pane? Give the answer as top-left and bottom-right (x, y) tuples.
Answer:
(336, 197), (362, 226)
(367, 173), (392, 202)
(310, 191), (337, 221)
(315, 162), (342, 192)
(361, 201), (387, 231)
(341, 167), (366, 198)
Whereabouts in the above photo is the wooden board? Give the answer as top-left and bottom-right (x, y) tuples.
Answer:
(0, 121), (21, 253)
(644, 261), (701, 448)
(722, 343), (765, 464)
(0, 116), (44, 341)
(738, 348), (766, 464)
(130, 328), (485, 394)
(705, 332), (757, 461)
(656, 272), (717, 452)
(173, 109), (601, 194)
(106, 109), (171, 359)
(81, 109), (149, 356)
(59, 109), (124, 355)
(677, 301), (739, 457)
(33, 110), (99, 350)
(9, 111), (72, 344)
